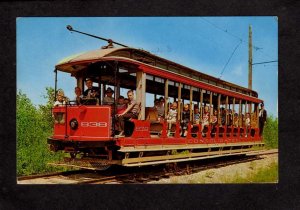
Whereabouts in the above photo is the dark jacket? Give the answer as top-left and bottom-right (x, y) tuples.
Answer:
(259, 109), (267, 123)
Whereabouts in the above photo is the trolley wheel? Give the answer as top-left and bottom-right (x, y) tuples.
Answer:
(70, 152), (77, 158)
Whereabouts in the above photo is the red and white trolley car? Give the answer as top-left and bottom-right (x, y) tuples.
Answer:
(48, 27), (264, 170)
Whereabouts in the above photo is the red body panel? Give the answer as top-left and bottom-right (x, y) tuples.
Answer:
(52, 106), (111, 141)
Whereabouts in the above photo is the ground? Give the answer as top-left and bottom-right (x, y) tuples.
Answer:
(148, 153), (278, 184)
(18, 153), (278, 184)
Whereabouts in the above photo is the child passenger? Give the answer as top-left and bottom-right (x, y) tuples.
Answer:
(193, 107), (200, 125)
(166, 102), (178, 136)
(53, 90), (67, 124)
(116, 96), (127, 114)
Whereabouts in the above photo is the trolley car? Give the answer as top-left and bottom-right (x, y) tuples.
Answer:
(48, 27), (264, 170)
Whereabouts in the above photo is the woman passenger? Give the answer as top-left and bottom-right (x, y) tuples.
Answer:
(210, 109), (218, 134)
(201, 105), (210, 133)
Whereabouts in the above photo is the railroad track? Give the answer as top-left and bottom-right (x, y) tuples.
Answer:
(17, 149), (277, 184)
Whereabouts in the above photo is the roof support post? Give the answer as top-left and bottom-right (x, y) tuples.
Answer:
(136, 71), (146, 120)
(177, 83), (182, 121)
(200, 89), (203, 120)
(190, 86), (193, 121)
(164, 79), (169, 118)
(239, 100), (242, 127)
(54, 69), (58, 101)
(256, 103), (259, 128)
(225, 96), (228, 125)
(218, 93), (221, 125)
(209, 91), (213, 122)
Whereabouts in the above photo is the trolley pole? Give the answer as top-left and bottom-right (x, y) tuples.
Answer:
(248, 25), (252, 90)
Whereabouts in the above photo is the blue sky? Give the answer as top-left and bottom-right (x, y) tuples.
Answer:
(17, 17), (278, 117)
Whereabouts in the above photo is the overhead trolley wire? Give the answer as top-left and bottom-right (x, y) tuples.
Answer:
(219, 40), (242, 79)
(200, 17), (277, 60)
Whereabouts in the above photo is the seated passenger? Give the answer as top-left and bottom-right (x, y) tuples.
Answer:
(124, 98), (129, 106)
(220, 107), (226, 126)
(103, 87), (115, 105)
(83, 78), (99, 98)
(115, 90), (140, 137)
(74, 87), (83, 105)
(233, 113), (239, 127)
(210, 109), (218, 127)
(181, 104), (190, 137)
(156, 97), (165, 120)
(53, 90), (67, 124)
(245, 113), (251, 137)
(227, 109), (233, 126)
(116, 96), (127, 114)
(166, 101), (178, 136)
(201, 105), (210, 133)
(193, 106), (200, 125)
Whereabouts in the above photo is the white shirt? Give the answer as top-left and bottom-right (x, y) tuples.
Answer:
(259, 109), (264, 117)
(54, 100), (66, 107)
(167, 109), (177, 121)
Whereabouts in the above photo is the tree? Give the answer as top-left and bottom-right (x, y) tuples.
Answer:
(263, 115), (278, 149)
(17, 89), (65, 176)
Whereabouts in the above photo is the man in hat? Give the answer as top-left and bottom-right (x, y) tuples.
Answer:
(259, 103), (267, 136)
(103, 87), (115, 105)
(83, 79), (99, 99)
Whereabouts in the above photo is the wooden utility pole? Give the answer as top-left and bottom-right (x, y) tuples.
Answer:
(248, 25), (252, 90)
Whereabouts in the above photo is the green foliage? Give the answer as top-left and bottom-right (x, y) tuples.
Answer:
(263, 115), (278, 149)
(17, 89), (65, 176)
(229, 161), (278, 183)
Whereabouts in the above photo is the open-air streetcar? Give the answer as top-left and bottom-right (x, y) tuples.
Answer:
(48, 26), (264, 170)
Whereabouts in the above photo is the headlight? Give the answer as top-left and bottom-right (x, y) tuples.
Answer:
(69, 118), (78, 130)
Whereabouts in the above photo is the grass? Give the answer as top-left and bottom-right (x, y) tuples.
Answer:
(232, 161), (278, 183)
(166, 160), (278, 184)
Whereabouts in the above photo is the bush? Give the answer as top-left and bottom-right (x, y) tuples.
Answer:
(17, 90), (65, 176)
(263, 115), (278, 149)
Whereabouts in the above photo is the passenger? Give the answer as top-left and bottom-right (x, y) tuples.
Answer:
(156, 97), (165, 120)
(233, 113), (239, 127)
(245, 113), (251, 137)
(53, 90), (67, 124)
(116, 96), (127, 114)
(153, 99), (160, 109)
(211, 109), (218, 124)
(124, 98), (129, 106)
(74, 87), (83, 105)
(193, 106), (200, 125)
(166, 101), (178, 136)
(259, 103), (267, 136)
(181, 104), (190, 137)
(103, 87), (115, 105)
(220, 107), (226, 126)
(201, 105), (210, 132)
(115, 90), (140, 137)
(227, 109), (233, 126)
(241, 114), (245, 127)
(210, 109), (218, 133)
(83, 78), (99, 99)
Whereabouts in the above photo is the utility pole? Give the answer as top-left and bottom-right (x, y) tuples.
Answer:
(248, 25), (252, 90)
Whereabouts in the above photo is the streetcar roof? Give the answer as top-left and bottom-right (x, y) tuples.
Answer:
(55, 47), (260, 100)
